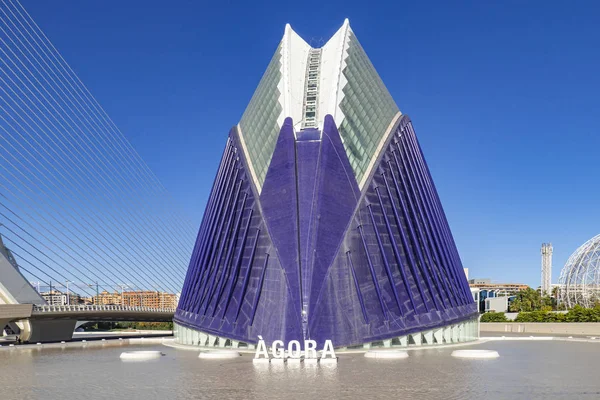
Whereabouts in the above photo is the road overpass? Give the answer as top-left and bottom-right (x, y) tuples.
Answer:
(1, 304), (175, 343)
(30, 304), (175, 322)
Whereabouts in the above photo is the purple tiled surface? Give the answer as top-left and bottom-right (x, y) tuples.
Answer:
(175, 126), (301, 344)
(306, 116), (362, 328)
(259, 117), (303, 331)
(175, 115), (477, 348)
(309, 115), (477, 347)
(296, 136), (321, 338)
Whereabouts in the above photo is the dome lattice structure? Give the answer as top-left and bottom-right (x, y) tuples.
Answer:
(558, 234), (600, 308)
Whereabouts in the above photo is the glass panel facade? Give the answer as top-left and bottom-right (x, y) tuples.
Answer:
(174, 318), (479, 348)
(338, 32), (399, 184)
(239, 44), (283, 187)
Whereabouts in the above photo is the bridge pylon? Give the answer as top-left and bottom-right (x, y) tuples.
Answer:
(0, 235), (75, 342)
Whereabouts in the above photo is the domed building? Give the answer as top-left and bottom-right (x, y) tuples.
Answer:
(558, 234), (600, 308)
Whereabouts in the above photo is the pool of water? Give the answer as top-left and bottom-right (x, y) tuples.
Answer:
(1, 340), (598, 399)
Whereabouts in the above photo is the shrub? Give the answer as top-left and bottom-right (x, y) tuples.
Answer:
(564, 305), (600, 322)
(480, 312), (508, 322)
(490, 304), (600, 323)
(515, 311), (566, 322)
(514, 307), (600, 323)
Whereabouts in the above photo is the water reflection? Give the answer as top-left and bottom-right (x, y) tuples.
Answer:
(0, 341), (599, 399)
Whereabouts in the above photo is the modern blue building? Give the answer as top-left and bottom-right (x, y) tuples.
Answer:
(174, 20), (479, 349)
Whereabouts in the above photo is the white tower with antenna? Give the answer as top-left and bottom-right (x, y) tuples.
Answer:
(541, 243), (553, 296)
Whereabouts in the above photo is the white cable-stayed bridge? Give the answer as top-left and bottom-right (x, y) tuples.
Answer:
(0, 0), (196, 341)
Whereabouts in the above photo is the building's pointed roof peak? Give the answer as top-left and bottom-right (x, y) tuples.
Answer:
(282, 20), (352, 50)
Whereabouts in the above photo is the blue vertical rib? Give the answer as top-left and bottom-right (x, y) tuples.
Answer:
(194, 169), (240, 314)
(406, 123), (472, 301)
(387, 159), (442, 307)
(395, 139), (465, 305)
(221, 206), (253, 319)
(375, 185), (418, 312)
(202, 179), (243, 312)
(390, 140), (453, 309)
(209, 187), (248, 317)
(200, 178), (242, 314)
(234, 229), (260, 322)
(187, 151), (237, 309)
(399, 132), (465, 304)
(382, 171), (455, 309)
(367, 203), (404, 316)
(212, 192), (249, 314)
(389, 149), (440, 310)
(403, 127), (471, 303)
(187, 142), (232, 277)
(249, 253), (270, 326)
(392, 145), (447, 309)
(181, 147), (234, 310)
(358, 225), (388, 320)
(346, 251), (369, 324)
(189, 156), (238, 313)
(193, 180), (238, 313)
(397, 130), (467, 304)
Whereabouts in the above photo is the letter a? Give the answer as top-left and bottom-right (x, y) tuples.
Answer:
(321, 340), (336, 359)
(254, 335), (269, 359)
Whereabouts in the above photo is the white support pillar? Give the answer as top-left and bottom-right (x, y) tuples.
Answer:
(452, 325), (459, 343)
(173, 324), (180, 341)
(363, 342), (372, 349)
(433, 328), (443, 344)
(207, 334), (217, 347)
(423, 330), (433, 345)
(383, 339), (392, 348)
(411, 332), (422, 346)
(443, 327), (452, 344)
(218, 337), (227, 348)
(231, 340), (239, 349)
(199, 332), (208, 347)
(469, 320), (474, 340)
(398, 336), (408, 347)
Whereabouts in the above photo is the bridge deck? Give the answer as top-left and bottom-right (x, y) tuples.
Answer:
(30, 305), (175, 322)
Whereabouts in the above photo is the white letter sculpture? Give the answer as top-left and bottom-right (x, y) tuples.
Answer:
(253, 335), (269, 362)
(271, 340), (285, 359)
(321, 339), (337, 360)
(304, 339), (317, 359)
(287, 340), (301, 359)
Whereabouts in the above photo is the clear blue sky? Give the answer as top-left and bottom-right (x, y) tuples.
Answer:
(21, 0), (600, 287)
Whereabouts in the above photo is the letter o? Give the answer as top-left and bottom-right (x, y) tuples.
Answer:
(287, 340), (301, 358)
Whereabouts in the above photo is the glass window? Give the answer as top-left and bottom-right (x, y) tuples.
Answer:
(239, 43), (283, 187)
(338, 32), (399, 185)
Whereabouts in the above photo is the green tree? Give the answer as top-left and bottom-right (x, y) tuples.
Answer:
(509, 288), (542, 312)
(551, 286), (560, 300)
(541, 296), (554, 310)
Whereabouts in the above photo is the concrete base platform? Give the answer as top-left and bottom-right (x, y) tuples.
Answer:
(481, 322), (600, 336)
(24, 320), (76, 343)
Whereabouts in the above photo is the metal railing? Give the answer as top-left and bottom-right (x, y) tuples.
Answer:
(33, 304), (176, 313)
